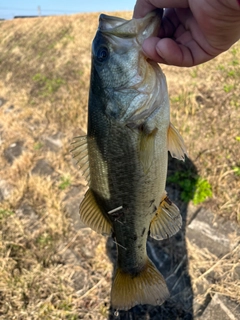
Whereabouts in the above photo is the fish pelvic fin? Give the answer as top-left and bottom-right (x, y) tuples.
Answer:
(80, 189), (112, 236)
(70, 136), (90, 183)
(111, 258), (169, 311)
(168, 123), (187, 161)
(150, 193), (182, 240)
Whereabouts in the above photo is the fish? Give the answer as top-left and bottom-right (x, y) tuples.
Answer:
(71, 9), (187, 311)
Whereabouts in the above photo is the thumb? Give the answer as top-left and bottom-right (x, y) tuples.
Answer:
(133, 0), (189, 18)
(142, 37), (195, 67)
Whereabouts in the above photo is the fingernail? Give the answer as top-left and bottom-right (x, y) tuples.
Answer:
(156, 45), (165, 60)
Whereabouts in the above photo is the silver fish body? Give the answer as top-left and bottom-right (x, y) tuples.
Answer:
(71, 10), (187, 311)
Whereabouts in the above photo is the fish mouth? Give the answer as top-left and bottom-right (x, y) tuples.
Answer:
(99, 14), (128, 31)
(98, 9), (162, 40)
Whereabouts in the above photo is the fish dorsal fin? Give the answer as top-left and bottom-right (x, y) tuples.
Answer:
(139, 129), (157, 174)
(71, 136), (90, 183)
(150, 193), (182, 240)
(168, 123), (187, 161)
(80, 188), (112, 236)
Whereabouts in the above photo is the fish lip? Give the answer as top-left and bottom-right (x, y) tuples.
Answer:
(99, 14), (126, 25)
(98, 9), (162, 38)
(98, 14), (129, 33)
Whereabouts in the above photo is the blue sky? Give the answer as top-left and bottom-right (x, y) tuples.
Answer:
(0, 1), (137, 20)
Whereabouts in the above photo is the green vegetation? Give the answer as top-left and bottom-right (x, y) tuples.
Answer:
(34, 142), (44, 150)
(167, 172), (212, 205)
(58, 175), (71, 190)
(193, 178), (213, 205)
(217, 64), (225, 71)
(0, 209), (14, 220)
(36, 232), (53, 248)
(190, 68), (198, 78)
(223, 84), (234, 93)
(233, 166), (240, 176)
(231, 59), (239, 66)
(227, 70), (236, 77)
(32, 73), (65, 96)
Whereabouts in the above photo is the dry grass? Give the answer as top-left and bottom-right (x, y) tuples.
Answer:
(188, 239), (240, 307)
(0, 11), (239, 319)
(164, 51), (240, 221)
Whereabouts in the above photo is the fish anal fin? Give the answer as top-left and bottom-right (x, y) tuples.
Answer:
(111, 258), (169, 310)
(80, 189), (112, 236)
(168, 123), (187, 161)
(150, 194), (182, 240)
(70, 136), (90, 183)
(139, 129), (157, 174)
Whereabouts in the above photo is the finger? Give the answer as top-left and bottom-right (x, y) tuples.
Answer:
(155, 38), (194, 66)
(176, 16), (221, 57)
(174, 24), (188, 39)
(141, 37), (167, 63)
(159, 8), (180, 38)
(142, 37), (216, 67)
(133, 0), (189, 18)
(155, 38), (215, 66)
(133, 0), (156, 18)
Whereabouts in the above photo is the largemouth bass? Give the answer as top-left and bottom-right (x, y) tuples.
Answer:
(71, 10), (187, 311)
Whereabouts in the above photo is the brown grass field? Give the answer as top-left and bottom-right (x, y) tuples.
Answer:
(0, 12), (239, 319)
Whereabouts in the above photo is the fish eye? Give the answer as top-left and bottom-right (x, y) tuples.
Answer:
(96, 46), (109, 62)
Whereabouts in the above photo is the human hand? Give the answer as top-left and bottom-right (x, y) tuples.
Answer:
(133, 0), (240, 67)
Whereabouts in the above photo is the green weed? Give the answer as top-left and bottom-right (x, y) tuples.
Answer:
(57, 300), (73, 312)
(217, 64), (225, 71)
(34, 142), (43, 150)
(64, 34), (75, 41)
(171, 95), (182, 103)
(232, 59), (239, 66)
(223, 84), (234, 93)
(36, 232), (53, 247)
(190, 68), (198, 78)
(32, 73), (65, 96)
(167, 172), (212, 205)
(0, 209), (14, 220)
(58, 175), (71, 190)
(231, 48), (238, 56)
(193, 178), (213, 205)
(227, 70), (236, 77)
(65, 315), (79, 320)
(233, 166), (240, 176)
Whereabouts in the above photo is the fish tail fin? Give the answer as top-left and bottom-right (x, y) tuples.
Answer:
(111, 258), (169, 310)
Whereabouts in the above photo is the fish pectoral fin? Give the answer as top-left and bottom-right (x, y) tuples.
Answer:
(139, 129), (157, 174)
(111, 258), (169, 310)
(80, 189), (112, 236)
(150, 194), (182, 240)
(168, 122), (187, 161)
(70, 135), (90, 183)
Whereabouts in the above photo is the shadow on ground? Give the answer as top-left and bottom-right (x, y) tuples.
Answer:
(107, 156), (197, 320)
